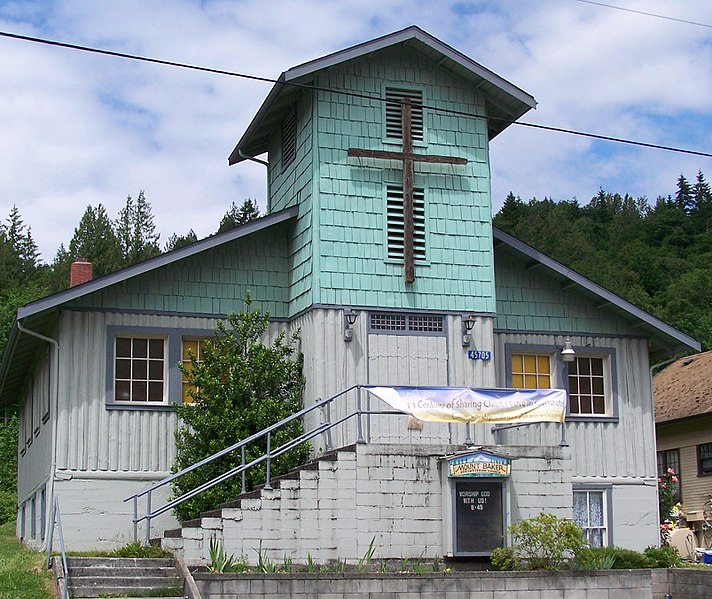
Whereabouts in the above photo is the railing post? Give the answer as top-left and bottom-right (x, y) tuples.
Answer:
(145, 491), (152, 546)
(356, 387), (365, 444)
(325, 399), (333, 451)
(133, 495), (138, 543)
(241, 446), (246, 494)
(264, 432), (272, 490)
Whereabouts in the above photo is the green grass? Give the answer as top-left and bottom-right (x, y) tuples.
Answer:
(0, 521), (55, 599)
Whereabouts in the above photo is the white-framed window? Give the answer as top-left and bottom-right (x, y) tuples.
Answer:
(568, 355), (610, 416)
(114, 336), (166, 403)
(573, 488), (609, 547)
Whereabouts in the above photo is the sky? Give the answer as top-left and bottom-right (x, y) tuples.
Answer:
(1, 0), (711, 262)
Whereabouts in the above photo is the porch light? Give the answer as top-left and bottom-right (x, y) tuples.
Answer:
(344, 308), (359, 342)
(561, 337), (576, 363)
(462, 314), (477, 347)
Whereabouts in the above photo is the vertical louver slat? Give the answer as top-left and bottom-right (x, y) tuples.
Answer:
(386, 184), (426, 261)
(385, 88), (423, 141)
(281, 107), (296, 170)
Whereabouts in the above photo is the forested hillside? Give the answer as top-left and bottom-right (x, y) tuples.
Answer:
(494, 171), (711, 351)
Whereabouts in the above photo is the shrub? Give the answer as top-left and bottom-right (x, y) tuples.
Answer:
(644, 545), (682, 568)
(575, 546), (648, 570)
(491, 513), (587, 570)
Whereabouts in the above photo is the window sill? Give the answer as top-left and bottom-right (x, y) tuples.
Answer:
(106, 403), (177, 412)
(567, 415), (619, 423)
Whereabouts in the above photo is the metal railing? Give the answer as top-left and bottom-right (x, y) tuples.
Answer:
(46, 497), (70, 599)
(125, 385), (401, 543)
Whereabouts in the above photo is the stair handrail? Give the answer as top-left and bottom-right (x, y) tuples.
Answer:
(46, 496), (70, 599)
(125, 384), (383, 543)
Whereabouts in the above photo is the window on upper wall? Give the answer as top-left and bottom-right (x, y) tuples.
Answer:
(573, 489), (609, 547)
(657, 448), (682, 502)
(386, 184), (426, 261)
(385, 88), (423, 141)
(510, 353), (553, 389)
(568, 355), (612, 416)
(181, 338), (210, 404)
(698, 443), (712, 476)
(114, 336), (166, 403)
(281, 107), (296, 171)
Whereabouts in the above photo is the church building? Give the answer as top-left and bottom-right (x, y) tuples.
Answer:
(0, 26), (699, 559)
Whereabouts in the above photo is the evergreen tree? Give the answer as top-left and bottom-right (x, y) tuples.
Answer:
(218, 199), (260, 233)
(69, 204), (123, 277)
(691, 170), (712, 235)
(165, 229), (198, 252)
(116, 191), (161, 266)
(675, 174), (694, 214)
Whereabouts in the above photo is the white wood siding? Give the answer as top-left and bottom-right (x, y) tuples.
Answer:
(55, 310), (221, 474)
(493, 332), (656, 479)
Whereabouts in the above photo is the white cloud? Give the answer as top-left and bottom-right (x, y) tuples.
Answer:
(0, 0), (710, 259)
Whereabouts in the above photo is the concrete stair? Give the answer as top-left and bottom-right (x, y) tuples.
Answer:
(66, 557), (184, 598)
(161, 443), (448, 567)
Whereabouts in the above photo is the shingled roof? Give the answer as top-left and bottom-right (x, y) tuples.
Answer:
(654, 350), (712, 424)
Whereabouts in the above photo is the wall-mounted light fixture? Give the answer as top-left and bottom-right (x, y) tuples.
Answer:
(560, 336), (576, 363)
(343, 308), (359, 342)
(462, 314), (477, 347)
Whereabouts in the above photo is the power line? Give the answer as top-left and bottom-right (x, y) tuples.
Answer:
(1, 29), (710, 159)
(573, 0), (712, 29)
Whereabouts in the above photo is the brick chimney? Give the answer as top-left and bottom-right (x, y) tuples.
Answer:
(70, 260), (93, 287)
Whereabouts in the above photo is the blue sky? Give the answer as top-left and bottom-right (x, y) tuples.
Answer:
(1, 0), (711, 260)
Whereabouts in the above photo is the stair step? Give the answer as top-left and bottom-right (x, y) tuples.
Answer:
(67, 557), (175, 568)
(69, 566), (177, 577)
(70, 575), (179, 587)
(70, 588), (183, 598)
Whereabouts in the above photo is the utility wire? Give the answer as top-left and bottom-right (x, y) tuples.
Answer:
(1, 29), (711, 159)
(573, 0), (712, 29)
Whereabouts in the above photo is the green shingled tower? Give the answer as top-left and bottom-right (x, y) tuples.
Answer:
(230, 26), (536, 316)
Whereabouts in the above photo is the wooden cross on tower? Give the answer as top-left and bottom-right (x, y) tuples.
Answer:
(348, 97), (467, 284)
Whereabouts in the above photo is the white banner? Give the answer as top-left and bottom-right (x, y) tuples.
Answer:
(365, 386), (567, 424)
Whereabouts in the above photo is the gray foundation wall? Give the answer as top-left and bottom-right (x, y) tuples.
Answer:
(194, 569), (667, 599)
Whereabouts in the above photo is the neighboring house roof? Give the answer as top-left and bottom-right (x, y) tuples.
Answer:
(0, 206), (299, 407)
(654, 350), (712, 424)
(493, 227), (702, 360)
(229, 25), (537, 164)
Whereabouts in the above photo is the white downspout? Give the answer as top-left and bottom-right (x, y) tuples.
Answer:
(16, 320), (59, 551)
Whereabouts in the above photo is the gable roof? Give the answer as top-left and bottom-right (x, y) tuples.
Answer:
(654, 350), (712, 424)
(0, 206), (299, 406)
(493, 227), (701, 360)
(229, 25), (536, 165)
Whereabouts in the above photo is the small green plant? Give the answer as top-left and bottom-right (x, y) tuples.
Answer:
(412, 560), (426, 574)
(111, 541), (169, 558)
(282, 554), (293, 573)
(335, 558), (346, 573)
(357, 536), (376, 572)
(306, 553), (316, 573)
(432, 556), (441, 572)
(491, 513), (587, 571)
(255, 541), (280, 573)
(378, 559), (389, 573)
(207, 537), (240, 573)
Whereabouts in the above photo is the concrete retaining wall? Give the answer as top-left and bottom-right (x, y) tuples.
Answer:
(195, 569), (658, 599)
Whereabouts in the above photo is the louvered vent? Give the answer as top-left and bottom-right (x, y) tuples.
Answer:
(370, 313), (444, 334)
(386, 184), (426, 261)
(281, 107), (296, 170)
(385, 88), (423, 141)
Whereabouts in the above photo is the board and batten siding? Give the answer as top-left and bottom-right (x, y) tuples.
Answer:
(56, 310), (206, 474)
(297, 309), (498, 451)
(493, 332), (656, 479)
